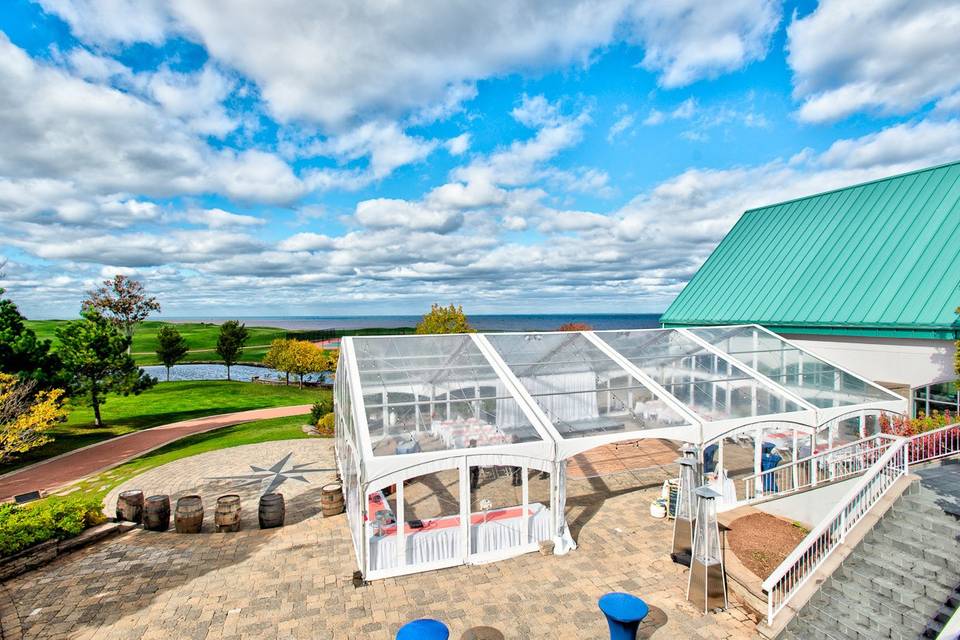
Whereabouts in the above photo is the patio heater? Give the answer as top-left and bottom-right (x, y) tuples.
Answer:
(687, 486), (728, 613)
(670, 457), (698, 566)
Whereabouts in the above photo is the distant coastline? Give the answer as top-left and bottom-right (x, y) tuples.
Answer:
(162, 313), (663, 332)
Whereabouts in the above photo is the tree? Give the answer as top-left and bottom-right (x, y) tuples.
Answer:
(216, 320), (249, 381)
(56, 311), (156, 427)
(415, 303), (474, 335)
(285, 340), (332, 389)
(263, 338), (294, 385)
(0, 289), (63, 389)
(82, 275), (161, 354)
(155, 326), (189, 382)
(0, 374), (67, 464)
(557, 322), (593, 331)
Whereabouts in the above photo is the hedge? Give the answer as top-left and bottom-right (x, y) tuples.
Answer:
(0, 496), (106, 557)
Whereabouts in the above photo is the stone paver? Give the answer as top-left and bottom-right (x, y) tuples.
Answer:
(5, 440), (759, 640)
(0, 405), (312, 501)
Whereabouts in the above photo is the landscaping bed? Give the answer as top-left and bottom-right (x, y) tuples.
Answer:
(727, 512), (808, 579)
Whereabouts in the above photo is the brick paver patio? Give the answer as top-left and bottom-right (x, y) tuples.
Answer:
(3, 440), (760, 639)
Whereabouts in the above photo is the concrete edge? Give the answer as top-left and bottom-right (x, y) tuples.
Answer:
(756, 473), (919, 639)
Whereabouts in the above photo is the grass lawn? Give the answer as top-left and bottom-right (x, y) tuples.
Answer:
(0, 380), (327, 474)
(25, 320), (295, 366)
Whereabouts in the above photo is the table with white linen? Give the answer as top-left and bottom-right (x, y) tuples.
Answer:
(366, 502), (550, 571)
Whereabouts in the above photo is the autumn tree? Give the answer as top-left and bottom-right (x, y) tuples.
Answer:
(415, 303), (474, 335)
(557, 322), (593, 331)
(0, 373), (67, 463)
(155, 325), (189, 382)
(0, 288), (63, 389)
(263, 338), (294, 385)
(56, 311), (156, 427)
(286, 340), (332, 389)
(82, 275), (161, 354)
(216, 320), (249, 381)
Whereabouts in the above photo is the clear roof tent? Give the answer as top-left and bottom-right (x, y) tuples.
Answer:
(334, 325), (907, 581)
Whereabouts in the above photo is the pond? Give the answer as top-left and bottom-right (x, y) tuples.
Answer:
(142, 363), (332, 384)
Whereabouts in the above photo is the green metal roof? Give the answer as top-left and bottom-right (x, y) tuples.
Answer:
(660, 160), (960, 340)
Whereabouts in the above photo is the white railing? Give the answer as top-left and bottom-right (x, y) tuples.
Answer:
(908, 422), (960, 465)
(761, 437), (909, 625)
(743, 434), (897, 502)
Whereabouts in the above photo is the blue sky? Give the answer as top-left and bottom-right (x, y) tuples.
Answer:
(1, 0), (959, 318)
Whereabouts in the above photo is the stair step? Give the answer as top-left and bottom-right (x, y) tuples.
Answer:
(885, 508), (959, 538)
(876, 519), (960, 554)
(882, 535), (960, 570)
(838, 561), (952, 609)
(849, 549), (956, 590)
(800, 599), (899, 640)
(819, 581), (927, 631)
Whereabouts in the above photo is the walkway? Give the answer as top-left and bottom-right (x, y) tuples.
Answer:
(2, 439), (759, 640)
(0, 405), (312, 501)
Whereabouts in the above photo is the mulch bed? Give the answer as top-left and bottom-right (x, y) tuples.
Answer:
(727, 513), (808, 579)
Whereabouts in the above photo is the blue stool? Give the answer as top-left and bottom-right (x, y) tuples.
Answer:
(598, 592), (649, 640)
(397, 618), (449, 640)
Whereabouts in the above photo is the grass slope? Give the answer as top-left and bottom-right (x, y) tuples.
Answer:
(0, 380), (326, 474)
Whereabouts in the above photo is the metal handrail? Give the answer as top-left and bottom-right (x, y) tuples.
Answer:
(908, 422), (960, 465)
(742, 433), (897, 502)
(761, 436), (908, 625)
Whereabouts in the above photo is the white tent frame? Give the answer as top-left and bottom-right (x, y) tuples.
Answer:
(334, 325), (905, 580)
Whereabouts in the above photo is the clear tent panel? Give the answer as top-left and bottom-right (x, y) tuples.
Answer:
(351, 334), (542, 456)
(485, 332), (692, 439)
(688, 326), (899, 409)
(593, 329), (804, 421)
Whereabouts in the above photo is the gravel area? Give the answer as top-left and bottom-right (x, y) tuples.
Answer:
(727, 513), (807, 579)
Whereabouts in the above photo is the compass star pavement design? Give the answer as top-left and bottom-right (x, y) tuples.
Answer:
(205, 452), (334, 495)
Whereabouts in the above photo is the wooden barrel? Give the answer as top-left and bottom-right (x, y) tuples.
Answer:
(116, 490), (144, 523)
(320, 483), (344, 517)
(143, 495), (171, 531)
(215, 495), (241, 532)
(174, 495), (203, 533)
(258, 493), (285, 529)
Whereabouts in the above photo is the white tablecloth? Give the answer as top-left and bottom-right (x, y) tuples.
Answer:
(367, 503), (550, 571)
(707, 471), (738, 506)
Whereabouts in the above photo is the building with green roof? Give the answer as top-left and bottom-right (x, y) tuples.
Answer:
(660, 160), (960, 416)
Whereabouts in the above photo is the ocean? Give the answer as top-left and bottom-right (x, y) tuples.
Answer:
(166, 313), (663, 332)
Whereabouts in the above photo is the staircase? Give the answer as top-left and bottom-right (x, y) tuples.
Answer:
(780, 468), (960, 640)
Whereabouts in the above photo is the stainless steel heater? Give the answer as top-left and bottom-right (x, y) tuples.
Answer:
(670, 457), (698, 566)
(687, 486), (728, 613)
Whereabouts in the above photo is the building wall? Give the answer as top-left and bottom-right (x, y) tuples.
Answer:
(756, 476), (860, 528)
(782, 333), (956, 389)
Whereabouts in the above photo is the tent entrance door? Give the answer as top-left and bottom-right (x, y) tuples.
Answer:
(467, 460), (534, 562)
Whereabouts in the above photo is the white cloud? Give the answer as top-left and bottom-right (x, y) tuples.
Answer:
(68, 0), (628, 128)
(642, 110), (665, 126)
(37, 0), (172, 44)
(187, 208), (266, 229)
(354, 198), (464, 234)
(627, 0), (780, 88)
(145, 65), (238, 136)
(445, 133), (472, 156)
(0, 35), (305, 209)
(277, 232), (335, 252)
(301, 120), (437, 191)
(788, 0), (960, 122)
(538, 210), (611, 232)
(607, 114), (635, 142)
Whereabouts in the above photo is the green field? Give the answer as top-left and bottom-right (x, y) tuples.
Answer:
(24, 320), (296, 366)
(24, 319), (414, 365)
(0, 380), (326, 474)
